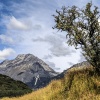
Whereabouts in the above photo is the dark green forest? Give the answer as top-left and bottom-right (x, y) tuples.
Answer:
(0, 74), (32, 98)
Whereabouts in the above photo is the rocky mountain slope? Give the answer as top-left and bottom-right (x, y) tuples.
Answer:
(0, 54), (58, 89)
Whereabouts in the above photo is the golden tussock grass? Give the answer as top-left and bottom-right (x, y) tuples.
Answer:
(2, 66), (100, 100)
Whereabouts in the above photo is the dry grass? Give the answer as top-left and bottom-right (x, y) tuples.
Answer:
(1, 80), (63, 100)
(2, 66), (100, 100)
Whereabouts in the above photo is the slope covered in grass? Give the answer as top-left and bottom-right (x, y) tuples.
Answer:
(0, 74), (32, 98)
(2, 65), (100, 100)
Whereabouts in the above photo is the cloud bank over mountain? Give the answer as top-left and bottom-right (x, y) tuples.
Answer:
(0, 0), (99, 72)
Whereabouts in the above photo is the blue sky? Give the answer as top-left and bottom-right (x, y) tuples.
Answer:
(0, 0), (100, 72)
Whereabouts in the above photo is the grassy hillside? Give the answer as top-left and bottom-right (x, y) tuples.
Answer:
(0, 74), (32, 98)
(2, 65), (100, 100)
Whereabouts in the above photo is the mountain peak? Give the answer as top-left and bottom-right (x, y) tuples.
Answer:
(0, 54), (58, 89)
(16, 54), (35, 59)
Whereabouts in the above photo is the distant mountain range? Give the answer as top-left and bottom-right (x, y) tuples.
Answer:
(0, 54), (58, 89)
(0, 53), (90, 90)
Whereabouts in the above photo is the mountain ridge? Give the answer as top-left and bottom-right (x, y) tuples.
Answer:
(52, 61), (91, 80)
(0, 54), (58, 89)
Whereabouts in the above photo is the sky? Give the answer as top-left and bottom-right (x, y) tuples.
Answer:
(0, 0), (100, 72)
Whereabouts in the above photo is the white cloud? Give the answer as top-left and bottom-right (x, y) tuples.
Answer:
(0, 48), (16, 60)
(43, 54), (52, 59)
(0, 34), (14, 44)
(7, 16), (29, 30)
(33, 33), (75, 57)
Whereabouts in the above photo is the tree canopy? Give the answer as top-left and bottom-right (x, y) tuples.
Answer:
(53, 2), (100, 72)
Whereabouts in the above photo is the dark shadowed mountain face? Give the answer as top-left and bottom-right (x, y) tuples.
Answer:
(0, 54), (58, 89)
